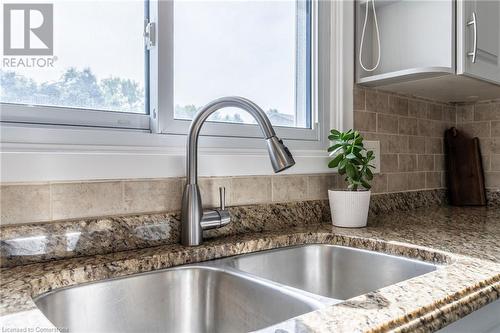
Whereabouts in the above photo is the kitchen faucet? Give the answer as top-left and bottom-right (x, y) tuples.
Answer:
(181, 96), (296, 246)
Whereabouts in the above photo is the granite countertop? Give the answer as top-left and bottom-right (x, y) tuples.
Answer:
(0, 202), (499, 333)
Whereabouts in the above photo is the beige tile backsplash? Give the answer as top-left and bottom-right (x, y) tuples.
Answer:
(123, 178), (183, 213)
(354, 86), (455, 193)
(198, 177), (232, 208)
(4, 86), (486, 225)
(51, 181), (123, 221)
(0, 184), (51, 224)
(0, 175), (338, 225)
(457, 99), (500, 189)
(0, 172), (411, 225)
(272, 175), (309, 202)
(230, 176), (272, 206)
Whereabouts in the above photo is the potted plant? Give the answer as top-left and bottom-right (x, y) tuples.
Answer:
(327, 129), (375, 228)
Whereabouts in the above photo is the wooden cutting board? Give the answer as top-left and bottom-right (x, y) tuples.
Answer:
(444, 127), (487, 206)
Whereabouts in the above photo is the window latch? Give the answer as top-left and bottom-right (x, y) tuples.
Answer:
(144, 20), (156, 50)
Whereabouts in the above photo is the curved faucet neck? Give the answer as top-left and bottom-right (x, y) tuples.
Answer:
(186, 96), (276, 185)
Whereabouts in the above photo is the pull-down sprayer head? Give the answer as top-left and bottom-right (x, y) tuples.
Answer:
(266, 136), (295, 173)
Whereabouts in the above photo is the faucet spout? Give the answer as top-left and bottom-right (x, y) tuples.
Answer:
(181, 96), (295, 246)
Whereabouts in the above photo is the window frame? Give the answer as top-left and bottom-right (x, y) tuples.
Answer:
(0, 0), (151, 131)
(0, 0), (330, 146)
(0, 0), (357, 182)
(152, 0), (326, 144)
(0, 0), (346, 153)
(0, 103), (151, 130)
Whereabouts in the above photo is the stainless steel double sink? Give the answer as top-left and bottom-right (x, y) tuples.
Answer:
(34, 244), (437, 333)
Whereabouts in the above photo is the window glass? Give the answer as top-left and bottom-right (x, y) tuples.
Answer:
(0, 1), (147, 114)
(173, 0), (310, 128)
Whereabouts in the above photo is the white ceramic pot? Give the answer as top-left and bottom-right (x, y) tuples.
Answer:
(328, 190), (371, 228)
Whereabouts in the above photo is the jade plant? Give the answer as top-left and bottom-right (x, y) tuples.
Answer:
(328, 129), (375, 191)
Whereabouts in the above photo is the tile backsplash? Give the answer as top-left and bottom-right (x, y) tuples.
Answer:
(354, 86), (456, 193)
(0, 170), (449, 225)
(456, 99), (500, 190)
(4, 87), (490, 225)
(0, 175), (335, 225)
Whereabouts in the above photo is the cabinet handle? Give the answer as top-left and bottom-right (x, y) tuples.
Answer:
(467, 12), (477, 63)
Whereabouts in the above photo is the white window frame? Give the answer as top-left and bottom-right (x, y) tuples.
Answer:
(0, 0), (354, 182)
(154, 0), (321, 141)
(1, 0), (332, 149)
(0, 103), (151, 130)
(149, 0), (331, 150)
(0, 1), (151, 131)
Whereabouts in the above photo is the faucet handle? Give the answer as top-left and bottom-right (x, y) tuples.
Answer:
(219, 187), (226, 210)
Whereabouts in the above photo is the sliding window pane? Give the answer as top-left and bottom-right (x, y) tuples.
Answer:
(0, 1), (147, 114)
(173, 0), (311, 128)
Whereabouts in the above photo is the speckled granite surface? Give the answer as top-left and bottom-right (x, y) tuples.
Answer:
(0, 190), (499, 333)
(486, 189), (500, 207)
(0, 190), (445, 268)
(0, 201), (330, 268)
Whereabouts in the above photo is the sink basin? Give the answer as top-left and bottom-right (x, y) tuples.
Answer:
(34, 244), (438, 332)
(225, 244), (437, 300)
(34, 266), (318, 333)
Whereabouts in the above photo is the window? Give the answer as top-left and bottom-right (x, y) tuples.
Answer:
(173, 0), (311, 128)
(1, 0), (347, 182)
(1, 0), (149, 129)
(2, 0), (328, 144)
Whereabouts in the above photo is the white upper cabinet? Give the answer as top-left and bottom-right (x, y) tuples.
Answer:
(356, 0), (455, 84)
(458, 0), (500, 84)
(356, 0), (500, 103)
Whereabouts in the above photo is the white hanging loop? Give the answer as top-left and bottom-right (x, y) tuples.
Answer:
(359, 0), (381, 72)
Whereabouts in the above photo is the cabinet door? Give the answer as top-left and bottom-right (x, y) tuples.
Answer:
(461, 0), (500, 84)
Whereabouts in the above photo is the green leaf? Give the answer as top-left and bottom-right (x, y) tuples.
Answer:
(346, 153), (357, 160)
(345, 162), (357, 179)
(329, 147), (343, 157)
(360, 179), (371, 189)
(353, 151), (363, 159)
(365, 168), (373, 180)
(344, 132), (355, 141)
(328, 153), (344, 168)
(351, 158), (362, 165)
(330, 129), (340, 136)
(327, 143), (343, 152)
(340, 158), (350, 169)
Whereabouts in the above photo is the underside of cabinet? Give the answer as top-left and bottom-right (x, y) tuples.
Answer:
(375, 74), (500, 103)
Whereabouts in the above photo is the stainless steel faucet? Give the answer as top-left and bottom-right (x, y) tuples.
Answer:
(181, 96), (296, 246)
